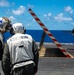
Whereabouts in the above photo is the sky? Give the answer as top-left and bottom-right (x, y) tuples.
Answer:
(0, 0), (74, 30)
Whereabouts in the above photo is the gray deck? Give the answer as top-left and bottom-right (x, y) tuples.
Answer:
(36, 57), (74, 75)
(1, 57), (74, 75)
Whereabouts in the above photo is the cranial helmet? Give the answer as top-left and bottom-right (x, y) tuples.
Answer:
(10, 23), (26, 35)
(0, 17), (12, 32)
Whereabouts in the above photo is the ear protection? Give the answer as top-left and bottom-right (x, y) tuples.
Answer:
(23, 27), (26, 33)
(10, 27), (14, 35)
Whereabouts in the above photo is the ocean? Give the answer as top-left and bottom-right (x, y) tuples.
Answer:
(4, 30), (74, 43)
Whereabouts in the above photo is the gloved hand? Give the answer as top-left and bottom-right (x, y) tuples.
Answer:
(34, 66), (38, 75)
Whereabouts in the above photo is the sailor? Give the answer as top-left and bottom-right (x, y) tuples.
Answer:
(2, 23), (39, 75)
(0, 17), (11, 60)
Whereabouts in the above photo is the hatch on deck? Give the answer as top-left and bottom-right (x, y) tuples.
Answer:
(39, 46), (66, 57)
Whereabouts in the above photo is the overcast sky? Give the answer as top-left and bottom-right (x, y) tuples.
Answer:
(0, 0), (74, 30)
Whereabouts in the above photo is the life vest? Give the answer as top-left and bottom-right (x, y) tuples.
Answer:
(7, 33), (34, 69)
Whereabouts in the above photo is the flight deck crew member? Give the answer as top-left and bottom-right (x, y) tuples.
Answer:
(0, 17), (11, 60)
(2, 23), (39, 75)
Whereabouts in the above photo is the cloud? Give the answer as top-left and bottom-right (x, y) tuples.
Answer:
(9, 16), (16, 24)
(54, 13), (72, 22)
(44, 13), (52, 20)
(7, 9), (12, 14)
(28, 4), (34, 8)
(0, 0), (9, 7)
(70, 10), (73, 14)
(9, 16), (15, 20)
(12, 6), (26, 15)
(65, 6), (72, 12)
(26, 24), (31, 26)
(48, 13), (52, 17)
(44, 14), (47, 18)
(64, 6), (73, 14)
